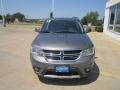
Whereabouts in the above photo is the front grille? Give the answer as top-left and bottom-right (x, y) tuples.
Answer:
(43, 50), (81, 61)
(64, 50), (81, 55)
(43, 50), (60, 54)
(64, 56), (78, 60)
(46, 56), (60, 60)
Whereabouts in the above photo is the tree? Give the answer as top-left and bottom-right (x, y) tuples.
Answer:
(81, 11), (99, 26)
(96, 20), (103, 26)
(0, 15), (2, 20)
(11, 12), (25, 22)
(6, 14), (11, 24)
(81, 16), (88, 25)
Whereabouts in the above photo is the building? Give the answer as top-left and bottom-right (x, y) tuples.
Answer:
(0, 20), (2, 23)
(104, 0), (120, 40)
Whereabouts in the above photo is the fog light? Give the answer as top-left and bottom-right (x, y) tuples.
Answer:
(85, 68), (90, 73)
(34, 67), (40, 72)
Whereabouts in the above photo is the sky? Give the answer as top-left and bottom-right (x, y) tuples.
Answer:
(1, 0), (106, 19)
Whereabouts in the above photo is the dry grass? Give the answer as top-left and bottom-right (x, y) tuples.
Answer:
(0, 23), (42, 30)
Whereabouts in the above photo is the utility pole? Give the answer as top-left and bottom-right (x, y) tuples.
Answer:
(50, 0), (54, 18)
(0, 0), (6, 27)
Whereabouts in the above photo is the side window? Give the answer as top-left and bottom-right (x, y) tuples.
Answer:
(108, 3), (120, 33)
(115, 4), (120, 33)
(116, 4), (120, 24)
(109, 6), (116, 25)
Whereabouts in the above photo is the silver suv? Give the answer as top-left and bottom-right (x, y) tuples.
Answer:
(30, 17), (95, 79)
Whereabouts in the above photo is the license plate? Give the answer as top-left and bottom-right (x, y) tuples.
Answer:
(55, 66), (69, 72)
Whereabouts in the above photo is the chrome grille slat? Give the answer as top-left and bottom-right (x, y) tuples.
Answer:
(64, 56), (78, 60)
(64, 50), (81, 55)
(43, 50), (81, 61)
(43, 50), (61, 55)
(46, 56), (60, 60)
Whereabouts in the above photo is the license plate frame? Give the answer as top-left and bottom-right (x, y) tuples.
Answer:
(55, 66), (69, 73)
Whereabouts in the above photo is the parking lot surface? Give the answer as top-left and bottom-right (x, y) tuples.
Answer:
(0, 25), (120, 90)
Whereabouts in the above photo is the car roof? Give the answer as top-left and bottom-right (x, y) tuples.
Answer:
(46, 17), (80, 21)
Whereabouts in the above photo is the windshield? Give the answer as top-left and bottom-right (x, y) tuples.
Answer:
(41, 19), (84, 34)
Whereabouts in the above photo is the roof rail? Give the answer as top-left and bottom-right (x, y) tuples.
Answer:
(72, 17), (80, 22)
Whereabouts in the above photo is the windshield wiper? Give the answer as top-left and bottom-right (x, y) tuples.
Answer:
(50, 31), (78, 33)
(41, 31), (60, 33)
(41, 31), (80, 34)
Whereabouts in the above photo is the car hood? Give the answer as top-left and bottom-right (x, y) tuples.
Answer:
(32, 33), (93, 50)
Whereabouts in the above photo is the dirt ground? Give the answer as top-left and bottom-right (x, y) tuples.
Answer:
(0, 25), (120, 90)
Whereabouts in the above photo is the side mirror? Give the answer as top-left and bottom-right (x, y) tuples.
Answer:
(35, 27), (41, 32)
(84, 26), (91, 33)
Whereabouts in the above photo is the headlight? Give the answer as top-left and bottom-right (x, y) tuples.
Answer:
(81, 47), (95, 57)
(31, 45), (44, 57)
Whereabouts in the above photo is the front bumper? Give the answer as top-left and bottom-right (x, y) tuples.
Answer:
(43, 75), (80, 79)
(30, 54), (95, 79)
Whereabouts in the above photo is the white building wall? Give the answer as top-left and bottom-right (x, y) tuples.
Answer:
(104, 6), (110, 32)
(106, 0), (120, 8)
(104, 0), (120, 41)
